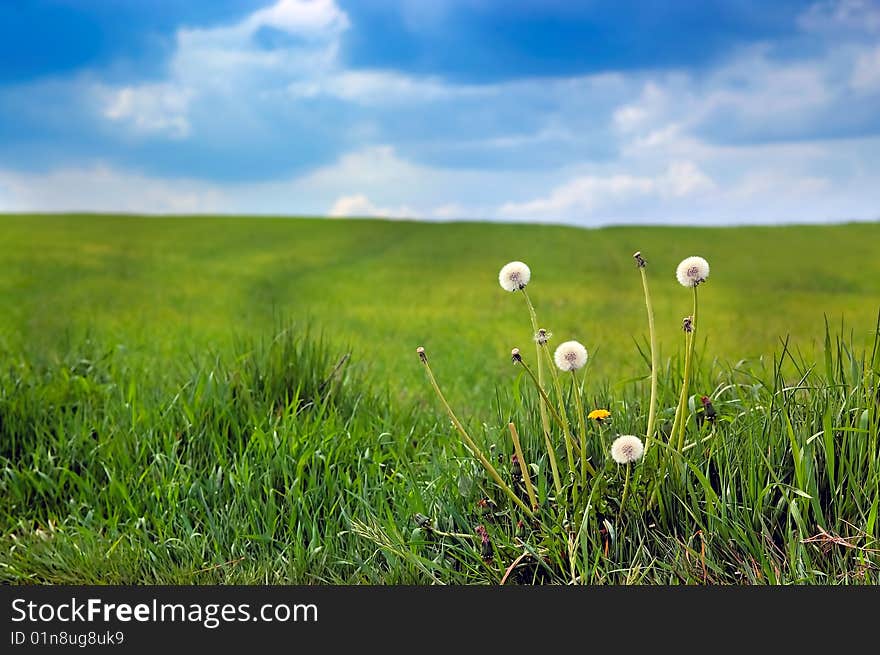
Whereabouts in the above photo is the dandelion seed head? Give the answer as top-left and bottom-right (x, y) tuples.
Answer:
(676, 256), (710, 287)
(534, 328), (552, 345)
(498, 261), (531, 292)
(611, 435), (645, 464)
(553, 340), (588, 371)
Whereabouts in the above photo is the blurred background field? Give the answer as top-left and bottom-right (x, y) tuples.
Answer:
(2, 214), (879, 408)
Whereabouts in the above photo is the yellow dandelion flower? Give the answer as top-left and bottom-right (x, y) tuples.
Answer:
(588, 409), (611, 421)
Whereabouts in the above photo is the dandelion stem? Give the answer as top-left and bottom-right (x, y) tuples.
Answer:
(516, 357), (565, 429)
(515, 355), (565, 495)
(551, 363), (576, 479)
(674, 287), (699, 452)
(420, 355), (534, 517)
(571, 370), (597, 481)
(508, 422), (538, 510)
(638, 263), (659, 453)
(540, 343), (584, 462)
(540, 354), (578, 500)
(667, 332), (686, 447)
(617, 463), (632, 524)
(678, 286), (697, 452)
(522, 290), (564, 498)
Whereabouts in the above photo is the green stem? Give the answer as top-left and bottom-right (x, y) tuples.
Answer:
(508, 422), (538, 510)
(571, 370), (597, 482)
(674, 287), (699, 452)
(517, 358), (566, 429)
(639, 266), (659, 453)
(540, 343), (581, 459)
(421, 357), (534, 517)
(515, 356), (565, 495)
(548, 359), (577, 497)
(522, 290), (564, 499)
(667, 331), (686, 445)
(541, 343), (584, 458)
(617, 463), (632, 524)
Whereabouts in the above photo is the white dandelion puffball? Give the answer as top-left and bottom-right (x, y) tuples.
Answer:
(676, 256), (710, 287)
(553, 340), (588, 371)
(498, 261), (531, 292)
(611, 435), (645, 465)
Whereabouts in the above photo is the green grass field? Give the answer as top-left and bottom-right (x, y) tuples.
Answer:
(1, 214), (878, 583)
(4, 215), (880, 404)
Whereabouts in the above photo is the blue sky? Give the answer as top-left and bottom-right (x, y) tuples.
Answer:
(1, 0), (879, 224)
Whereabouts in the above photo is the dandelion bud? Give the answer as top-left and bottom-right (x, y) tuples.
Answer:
(534, 328), (552, 345)
(511, 348), (522, 363)
(682, 316), (694, 333)
(416, 346), (427, 363)
(476, 525), (493, 562)
(553, 340), (588, 371)
(610, 435), (645, 464)
(633, 251), (647, 268)
(676, 256), (710, 287)
(701, 395), (716, 422)
(498, 261), (531, 292)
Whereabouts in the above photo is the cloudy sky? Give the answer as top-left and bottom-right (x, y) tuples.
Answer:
(1, 0), (878, 225)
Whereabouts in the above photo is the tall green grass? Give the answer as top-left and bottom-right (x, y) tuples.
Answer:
(0, 325), (432, 583)
(354, 314), (880, 584)
(1, 316), (877, 583)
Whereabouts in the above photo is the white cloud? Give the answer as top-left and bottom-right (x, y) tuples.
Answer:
(327, 194), (471, 220)
(851, 45), (880, 92)
(289, 70), (488, 105)
(663, 161), (716, 197)
(0, 165), (224, 213)
(295, 145), (423, 192)
(275, 145), (518, 218)
(609, 44), (858, 153)
(98, 0), (350, 138)
(613, 82), (667, 133)
(1, 135), (878, 225)
(497, 161), (714, 221)
(799, 0), (880, 35)
(245, 0), (349, 36)
(102, 83), (193, 138)
(328, 193), (415, 218)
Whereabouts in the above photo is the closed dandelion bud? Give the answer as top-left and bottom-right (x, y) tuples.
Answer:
(633, 251), (647, 268)
(511, 347), (522, 363)
(682, 316), (694, 333)
(476, 525), (493, 562)
(510, 453), (522, 483)
(701, 395), (716, 422)
(414, 513), (432, 531)
(416, 346), (427, 363)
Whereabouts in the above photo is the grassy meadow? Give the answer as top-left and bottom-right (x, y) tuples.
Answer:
(1, 213), (879, 583)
